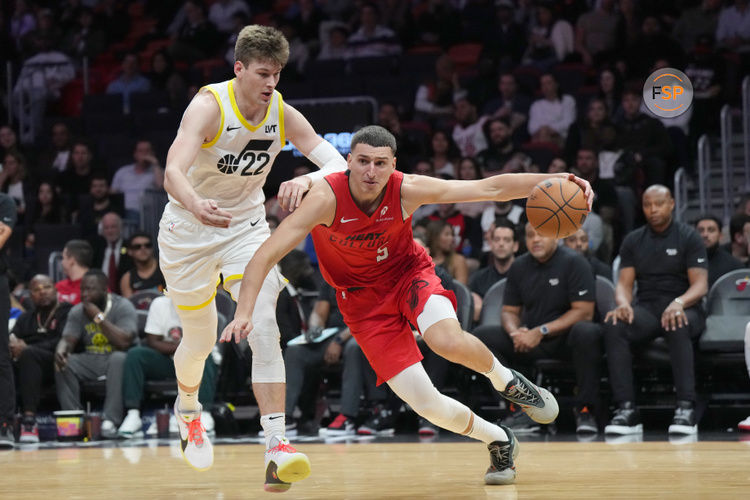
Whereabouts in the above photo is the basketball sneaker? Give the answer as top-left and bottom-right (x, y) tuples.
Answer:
(118, 409), (144, 439)
(738, 416), (750, 432)
(499, 404), (541, 434)
(358, 405), (395, 436)
(19, 416), (39, 444)
(174, 399), (213, 471)
(498, 369), (558, 424)
(320, 413), (355, 436)
(264, 437), (311, 492)
(0, 421), (14, 449)
(668, 401), (697, 435)
(575, 406), (598, 434)
(604, 402), (643, 435)
(484, 424), (520, 485)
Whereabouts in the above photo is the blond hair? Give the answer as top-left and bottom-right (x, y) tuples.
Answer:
(234, 25), (290, 68)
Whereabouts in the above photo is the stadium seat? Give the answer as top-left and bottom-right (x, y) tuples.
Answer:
(129, 289), (162, 311)
(451, 279), (474, 331)
(699, 268), (750, 353)
(478, 278), (506, 327)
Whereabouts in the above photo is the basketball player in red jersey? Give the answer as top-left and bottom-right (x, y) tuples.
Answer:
(222, 126), (594, 484)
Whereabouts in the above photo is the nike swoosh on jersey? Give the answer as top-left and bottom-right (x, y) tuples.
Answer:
(578, 290), (588, 296)
(226, 125), (242, 131)
(250, 219), (261, 227)
(340, 217), (358, 223)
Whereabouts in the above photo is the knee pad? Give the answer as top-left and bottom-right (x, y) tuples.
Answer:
(174, 305), (218, 387)
(248, 287), (285, 383)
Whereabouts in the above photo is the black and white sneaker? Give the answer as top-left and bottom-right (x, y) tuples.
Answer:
(575, 406), (598, 434)
(0, 421), (14, 449)
(604, 402), (643, 435)
(484, 424), (520, 485)
(499, 405), (541, 434)
(668, 401), (697, 435)
(498, 369), (558, 424)
(357, 406), (395, 436)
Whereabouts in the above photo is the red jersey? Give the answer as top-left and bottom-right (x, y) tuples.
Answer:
(311, 170), (433, 290)
(56, 278), (81, 305)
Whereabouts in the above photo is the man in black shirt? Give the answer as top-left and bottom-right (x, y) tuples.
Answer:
(563, 228), (613, 280)
(10, 275), (72, 443)
(0, 192), (17, 448)
(469, 218), (518, 320)
(695, 214), (743, 288)
(472, 223), (602, 434)
(603, 186), (708, 436)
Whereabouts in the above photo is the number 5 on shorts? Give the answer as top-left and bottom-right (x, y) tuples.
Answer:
(377, 246), (389, 262)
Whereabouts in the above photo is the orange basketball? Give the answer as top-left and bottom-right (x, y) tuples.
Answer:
(526, 178), (589, 239)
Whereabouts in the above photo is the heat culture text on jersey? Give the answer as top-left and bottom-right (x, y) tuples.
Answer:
(328, 231), (387, 249)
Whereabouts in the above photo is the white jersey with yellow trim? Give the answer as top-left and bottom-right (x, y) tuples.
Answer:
(169, 79), (286, 222)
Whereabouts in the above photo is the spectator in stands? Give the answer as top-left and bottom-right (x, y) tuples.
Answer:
(564, 98), (618, 164)
(414, 54), (464, 124)
(317, 24), (350, 60)
(56, 140), (103, 214)
(672, 0), (721, 52)
(377, 102), (426, 166)
(715, 0), (750, 52)
(61, 7), (106, 60)
(740, 322), (750, 432)
(571, 149), (618, 226)
(106, 53), (151, 114)
(480, 201), (525, 250)
(452, 97), (488, 158)
(0, 150), (28, 221)
(626, 16), (686, 77)
(455, 157), (492, 219)
(412, 0), (459, 48)
(291, 0), (325, 45)
(522, 2), (575, 70)
(563, 228), (613, 280)
(547, 156), (567, 174)
(0, 125), (23, 158)
(36, 121), (72, 176)
(10, 274), (72, 443)
(482, 73), (532, 136)
(11, 35), (75, 144)
(575, 0), (618, 66)
(472, 222), (601, 434)
(346, 2), (402, 58)
(478, 118), (521, 174)
(148, 51), (179, 93)
(110, 139), (164, 224)
(425, 219), (468, 284)
(427, 130), (460, 179)
(10, 0), (35, 53)
(77, 174), (125, 239)
(469, 218), (518, 317)
(685, 35), (725, 140)
(723, 213), (750, 265)
(484, 0), (526, 69)
(614, 88), (673, 189)
(118, 294), (216, 438)
(169, 0), (222, 63)
(528, 74), (577, 145)
(597, 68), (623, 120)
(119, 232), (165, 299)
(56, 239), (93, 305)
(208, 0), (251, 34)
(92, 212), (132, 294)
(603, 185), (708, 436)
(695, 214), (743, 288)
(55, 269), (137, 439)
(0, 192), (17, 449)
(29, 180), (68, 227)
(275, 249), (314, 348)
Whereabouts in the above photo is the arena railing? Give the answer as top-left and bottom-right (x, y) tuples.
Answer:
(743, 75), (750, 191)
(697, 134), (710, 215)
(673, 167), (687, 223)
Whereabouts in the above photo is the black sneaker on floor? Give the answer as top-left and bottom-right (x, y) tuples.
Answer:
(484, 424), (520, 485)
(498, 369), (558, 424)
(0, 421), (14, 449)
(575, 406), (598, 434)
(499, 405), (541, 434)
(604, 402), (643, 435)
(357, 406), (395, 436)
(669, 400), (697, 435)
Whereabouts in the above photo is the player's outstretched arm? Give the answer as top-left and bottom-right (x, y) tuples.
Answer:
(220, 181), (336, 343)
(277, 103), (347, 211)
(163, 91), (232, 228)
(401, 172), (593, 216)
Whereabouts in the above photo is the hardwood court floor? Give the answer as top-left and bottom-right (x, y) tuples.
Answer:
(3, 440), (749, 499)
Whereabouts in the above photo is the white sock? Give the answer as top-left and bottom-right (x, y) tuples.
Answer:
(261, 412), (285, 449)
(481, 356), (515, 392)
(465, 413), (508, 444)
(178, 388), (200, 413)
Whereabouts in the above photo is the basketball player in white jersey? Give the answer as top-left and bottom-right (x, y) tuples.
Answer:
(158, 25), (346, 491)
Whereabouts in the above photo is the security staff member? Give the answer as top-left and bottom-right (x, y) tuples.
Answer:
(472, 222), (602, 433)
(603, 185), (708, 436)
(0, 192), (18, 448)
